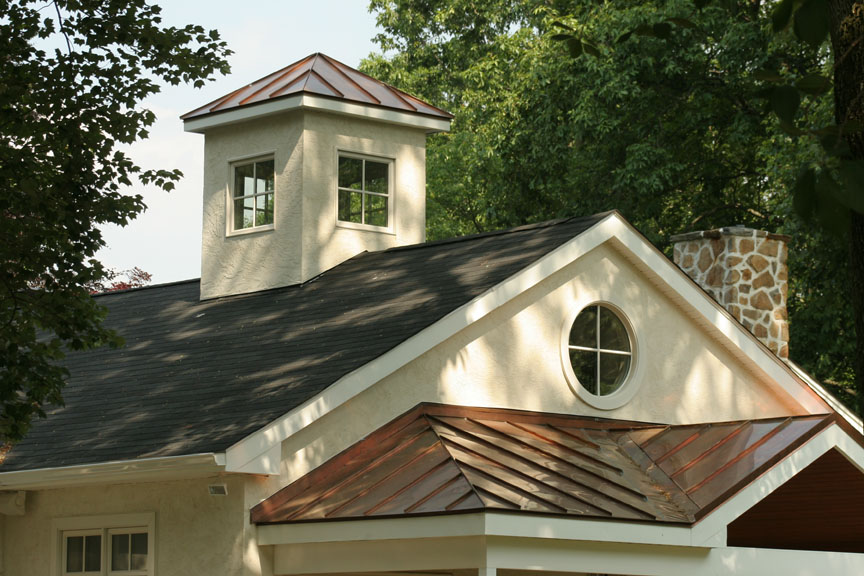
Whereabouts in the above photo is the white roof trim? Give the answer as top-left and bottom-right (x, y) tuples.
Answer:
(225, 212), (828, 473)
(259, 511), (700, 548)
(0, 452), (226, 490)
(786, 360), (863, 434)
(692, 422), (864, 545)
(183, 94), (451, 134)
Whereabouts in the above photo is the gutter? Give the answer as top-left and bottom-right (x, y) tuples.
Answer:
(0, 452), (226, 490)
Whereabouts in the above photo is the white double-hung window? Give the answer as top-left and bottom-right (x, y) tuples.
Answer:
(55, 514), (154, 576)
(337, 153), (392, 229)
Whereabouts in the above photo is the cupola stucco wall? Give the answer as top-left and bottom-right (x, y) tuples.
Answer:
(199, 111), (428, 300)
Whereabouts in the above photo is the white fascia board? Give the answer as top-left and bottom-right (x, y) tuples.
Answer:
(225, 214), (617, 471)
(258, 511), (701, 549)
(226, 212), (826, 473)
(787, 360), (863, 434)
(0, 452), (226, 490)
(691, 422), (864, 545)
(183, 94), (451, 134)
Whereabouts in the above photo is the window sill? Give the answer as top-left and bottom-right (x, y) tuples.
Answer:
(336, 220), (395, 236)
(226, 224), (275, 238)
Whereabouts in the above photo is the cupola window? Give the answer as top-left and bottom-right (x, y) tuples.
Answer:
(337, 154), (391, 229)
(231, 158), (274, 232)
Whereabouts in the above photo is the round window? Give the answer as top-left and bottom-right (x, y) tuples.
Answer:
(566, 304), (632, 397)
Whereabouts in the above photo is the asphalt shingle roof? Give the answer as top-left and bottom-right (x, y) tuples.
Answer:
(2, 214), (607, 472)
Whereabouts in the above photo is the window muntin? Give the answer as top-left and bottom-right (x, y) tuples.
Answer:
(62, 527), (150, 576)
(567, 304), (632, 397)
(232, 158), (274, 231)
(337, 155), (391, 228)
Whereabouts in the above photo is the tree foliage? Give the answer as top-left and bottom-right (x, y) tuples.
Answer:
(363, 0), (858, 410)
(0, 0), (231, 441)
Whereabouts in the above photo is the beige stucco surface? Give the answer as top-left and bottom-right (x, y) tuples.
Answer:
(1, 475), (274, 576)
(199, 110), (427, 299)
(279, 241), (805, 482)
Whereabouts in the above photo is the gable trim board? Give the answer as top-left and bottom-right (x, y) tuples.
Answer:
(224, 211), (829, 475)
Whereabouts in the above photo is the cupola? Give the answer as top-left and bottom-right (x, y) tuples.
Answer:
(182, 53), (452, 299)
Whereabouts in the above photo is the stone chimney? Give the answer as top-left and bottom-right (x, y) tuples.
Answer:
(671, 227), (790, 358)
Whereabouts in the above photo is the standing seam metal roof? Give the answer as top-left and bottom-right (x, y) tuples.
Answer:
(181, 53), (453, 122)
(251, 403), (835, 525)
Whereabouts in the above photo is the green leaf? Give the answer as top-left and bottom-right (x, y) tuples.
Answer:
(820, 132), (852, 156)
(794, 0), (830, 48)
(694, 0), (712, 8)
(666, 18), (696, 28)
(770, 85), (801, 124)
(795, 73), (832, 95)
(616, 31), (633, 44)
(814, 171), (852, 236)
(550, 33), (574, 41)
(837, 160), (864, 214)
(566, 37), (583, 58)
(793, 167), (817, 217)
(772, 0), (796, 31)
(653, 22), (673, 39)
(582, 42), (601, 57)
(754, 69), (785, 83)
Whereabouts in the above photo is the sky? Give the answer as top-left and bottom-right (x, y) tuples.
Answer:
(95, 1), (382, 283)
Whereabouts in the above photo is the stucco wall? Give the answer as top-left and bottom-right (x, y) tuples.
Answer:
(200, 114), (305, 299)
(199, 110), (427, 299)
(300, 111), (427, 281)
(2, 475), (271, 576)
(279, 241), (805, 482)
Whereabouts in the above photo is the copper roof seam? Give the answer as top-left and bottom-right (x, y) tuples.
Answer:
(321, 54), (383, 105)
(362, 457), (457, 516)
(323, 437), (445, 519)
(684, 418), (794, 495)
(306, 69), (345, 98)
(634, 425), (672, 449)
(669, 421), (752, 481)
(472, 484), (522, 509)
(422, 415), (489, 512)
(284, 423), (434, 520)
(441, 435), (614, 517)
(379, 84), (420, 112)
(403, 471), (466, 514)
(491, 419), (623, 475)
(238, 55), (315, 107)
(546, 423), (602, 450)
(653, 427), (706, 465)
(444, 489), (480, 511)
(454, 459), (571, 514)
(435, 420), (652, 515)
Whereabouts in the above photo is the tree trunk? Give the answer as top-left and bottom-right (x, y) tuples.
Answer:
(827, 0), (864, 415)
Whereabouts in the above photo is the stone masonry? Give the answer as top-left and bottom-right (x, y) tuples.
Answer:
(671, 227), (790, 359)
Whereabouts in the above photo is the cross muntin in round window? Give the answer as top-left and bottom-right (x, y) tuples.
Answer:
(567, 304), (632, 396)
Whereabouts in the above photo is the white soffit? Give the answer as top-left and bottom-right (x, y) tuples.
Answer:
(224, 212), (829, 474)
(182, 94), (451, 134)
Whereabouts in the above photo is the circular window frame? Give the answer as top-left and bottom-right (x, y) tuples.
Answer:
(560, 300), (640, 410)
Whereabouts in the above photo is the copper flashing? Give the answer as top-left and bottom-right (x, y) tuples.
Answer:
(181, 53), (452, 122)
(251, 404), (834, 526)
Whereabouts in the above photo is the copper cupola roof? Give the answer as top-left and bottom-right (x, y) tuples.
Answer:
(182, 53), (452, 132)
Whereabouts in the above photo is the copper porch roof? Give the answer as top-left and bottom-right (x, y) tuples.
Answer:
(181, 53), (452, 122)
(251, 404), (833, 525)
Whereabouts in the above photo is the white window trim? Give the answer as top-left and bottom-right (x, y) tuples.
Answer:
(335, 150), (395, 234)
(226, 153), (276, 237)
(52, 513), (156, 576)
(560, 300), (642, 410)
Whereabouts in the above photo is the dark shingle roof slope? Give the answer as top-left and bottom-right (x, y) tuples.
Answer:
(2, 214), (606, 472)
